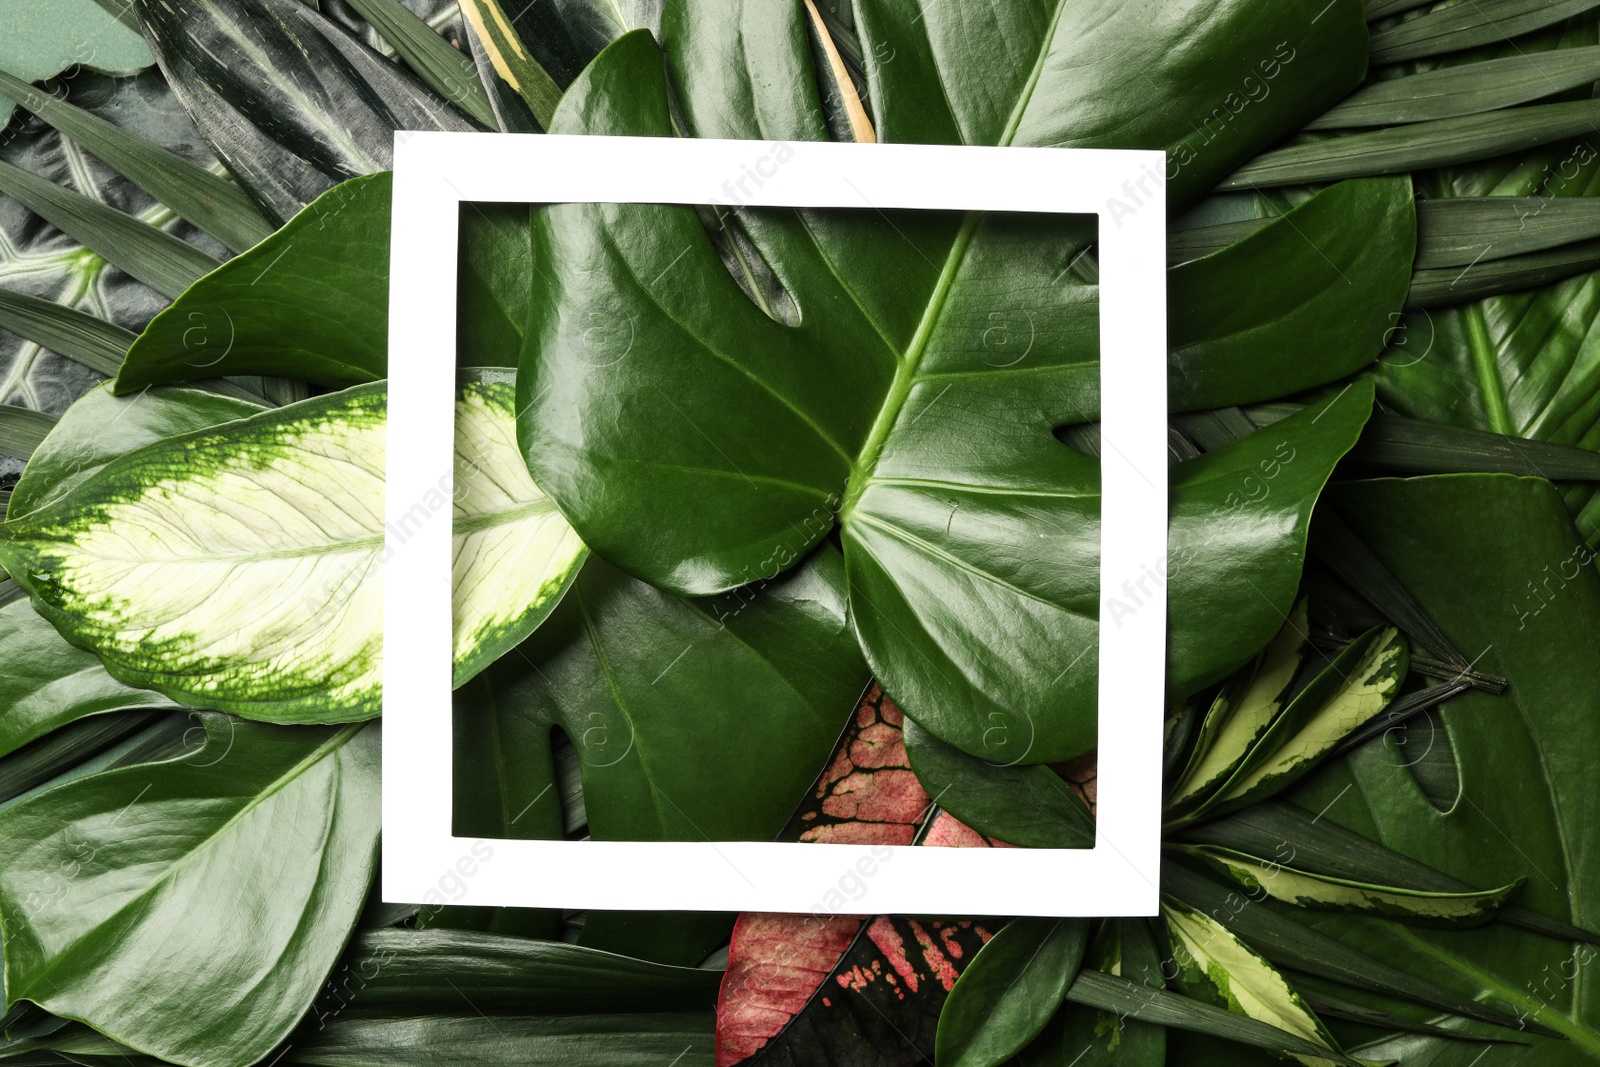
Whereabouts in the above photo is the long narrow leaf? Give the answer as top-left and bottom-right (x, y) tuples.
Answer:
(1409, 237), (1600, 307)
(0, 68), (274, 252)
(338, 0), (497, 128)
(1368, 0), (1600, 63)
(0, 159), (217, 299)
(0, 290), (132, 377)
(1223, 100), (1600, 189)
(1290, 972), (1536, 1045)
(0, 407), (57, 460)
(1366, 0), (1438, 19)
(457, 0), (563, 128)
(1415, 196), (1600, 269)
(1309, 46), (1600, 129)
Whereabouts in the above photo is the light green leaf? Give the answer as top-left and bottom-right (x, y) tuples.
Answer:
(1168, 600), (1309, 812)
(1161, 899), (1347, 1067)
(0, 715), (380, 1067)
(1177, 844), (1522, 926)
(0, 375), (587, 722)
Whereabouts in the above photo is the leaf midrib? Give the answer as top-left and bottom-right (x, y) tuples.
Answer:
(841, 0), (1072, 514)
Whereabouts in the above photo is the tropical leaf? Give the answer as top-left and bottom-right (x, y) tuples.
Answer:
(0, 375), (587, 722)
(337, 0), (499, 129)
(0, 0), (151, 130)
(519, 21), (1379, 763)
(1288, 473), (1600, 1063)
(1017, 920), (1165, 1067)
(0, 715), (380, 1067)
(0, 288), (133, 377)
(443, 547), (870, 966)
(456, 0), (562, 127)
(128, 0), (477, 222)
(936, 918), (1090, 1067)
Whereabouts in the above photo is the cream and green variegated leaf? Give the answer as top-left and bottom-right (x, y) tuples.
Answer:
(1167, 600), (1309, 814)
(1194, 626), (1409, 820)
(0, 374), (586, 723)
(1161, 899), (1362, 1067)
(1174, 844), (1523, 928)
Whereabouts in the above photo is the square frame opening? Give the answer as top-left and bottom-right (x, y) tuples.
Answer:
(383, 132), (1167, 917)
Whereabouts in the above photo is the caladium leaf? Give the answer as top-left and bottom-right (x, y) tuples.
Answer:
(129, 0), (478, 223)
(0, 714), (380, 1067)
(114, 171), (531, 391)
(448, 548), (870, 966)
(1161, 899), (1350, 1067)
(0, 596), (175, 761)
(936, 918), (1091, 1067)
(1288, 474), (1600, 1064)
(0, 375), (587, 722)
(1174, 844), (1522, 927)
(520, 23), (1378, 763)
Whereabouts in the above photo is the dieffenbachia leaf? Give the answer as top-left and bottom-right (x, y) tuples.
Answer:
(446, 548), (871, 967)
(0, 595), (176, 762)
(903, 717), (1094, 849)
(0, 67), (274, 253)
(1161, 899), (1349, 1067)
(0, 375), (586, 722)
(129, 0), (477, 222)
(0, 715), (380, 1067)
(114, 171), (531, 392)
(1168, 600), (1309, 813)
(519, 14), (1376, 763)
(1175, 844), (1522, 927)
(1199, 626), (1409, 817)
(936, 918), (1091, 1067)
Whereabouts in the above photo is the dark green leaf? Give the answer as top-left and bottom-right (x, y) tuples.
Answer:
(1309, 45), (1600, 128)
(0, 288), (132, 377)
(283, 1013), (715, 1067)
(1349, 412), (1600, 480)
(129, 0), (476, 222)
(0, 67), (274, 252)
(451, 549), (870, 964)
(0, 156), (219, 298)
(1020, 920), (1165, 1067)
(521, 24), (1376, 762)
(902, 718), (1093, 849)
(1415, 196), (1600, 270)
(0, 716), (380, 1067)
(1224, 101), (1600, 189)
(0, 596), (175, 762)
(1168, 177), (1416, 412)
(1408, 237), (1600, 307)
(1369, 0), (1600, 63)
(936, 918), (1090, 1067)
(339, 0), (499, 128)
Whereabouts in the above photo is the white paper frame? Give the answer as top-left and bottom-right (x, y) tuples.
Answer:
(383, 132), (1167, 917)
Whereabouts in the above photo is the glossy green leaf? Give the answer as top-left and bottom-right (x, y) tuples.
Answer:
(0, 156), (219, 299)
(338, 0), (498, 129)
(1161, 899), (1346, 1067)
(1290, 474), (1600, 1063)
(1368, 0), (1600, 63)
(0, 596), (175, 762)
(1168, 178), (1416, 412)
(1169, 600), (1309, 813)
(450, 548), (870, 965)
(0, 67), (274, 252)
(1178, 844), (1521, 926)
(936, 918), (1090, 1067)
(0, 377), (587, 722)
(1021, 920), (1165, 1067)
(1308, 46), (1600, 129)
(114, 172), (530, 392)
(329, 929), (720, 1013)
(1205, 626), (1409, 815)
(129, 0), (476, 222)
(902, 718), (1094, 849)
(1223, 101), (1600, 190)
(282, 1013), (715, 1067)
(0, 288), (133, 378)
(520, 24), (1376, 762)
(0, 715), (380, 1067)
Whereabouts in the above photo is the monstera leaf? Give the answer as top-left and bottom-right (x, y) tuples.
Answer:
(517, 11), (1383, 764)
(0, 374), (586, 722)
(1290, 473), (1600, 1064)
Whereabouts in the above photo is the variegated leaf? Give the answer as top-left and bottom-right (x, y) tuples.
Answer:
(0, 374), (586, 722)
(1167, 599), (1309, 812)
(1161, 899), (1350, 1067)
(1176, 844), (1522, 928)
